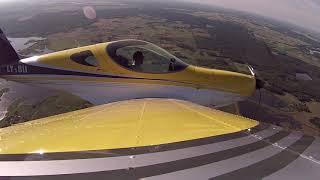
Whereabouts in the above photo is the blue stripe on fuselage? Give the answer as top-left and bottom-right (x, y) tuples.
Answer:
(0, 63), (192, 85)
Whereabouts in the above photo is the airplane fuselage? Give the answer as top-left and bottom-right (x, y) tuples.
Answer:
(0, 40), (256, 106)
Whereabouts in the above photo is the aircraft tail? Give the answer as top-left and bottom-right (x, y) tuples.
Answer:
(0, 28), (20, 65)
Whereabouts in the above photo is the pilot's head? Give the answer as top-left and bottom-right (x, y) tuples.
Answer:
(133, 51), (144, 66)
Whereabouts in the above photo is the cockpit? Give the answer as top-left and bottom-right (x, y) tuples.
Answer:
(107, 40), (188, 73)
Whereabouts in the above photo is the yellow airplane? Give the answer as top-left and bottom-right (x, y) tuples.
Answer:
(0, 28), (319, 179)
(0, 29), (257, 106)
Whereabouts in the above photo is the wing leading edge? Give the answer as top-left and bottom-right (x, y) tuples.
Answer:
(0, 99), (319, 179)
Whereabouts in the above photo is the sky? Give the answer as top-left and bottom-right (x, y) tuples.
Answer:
(0, 0), (319, 33)
(183, 0), (320, 33)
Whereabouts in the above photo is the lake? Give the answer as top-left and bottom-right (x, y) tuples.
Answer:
(296, 73), (313, 81)
(8, 37), (45, 51)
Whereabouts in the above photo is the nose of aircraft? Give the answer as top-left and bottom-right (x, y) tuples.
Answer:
(194, 66), (257, 97)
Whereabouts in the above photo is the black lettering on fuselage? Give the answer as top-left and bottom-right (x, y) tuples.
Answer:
(6, 65), (28, 74)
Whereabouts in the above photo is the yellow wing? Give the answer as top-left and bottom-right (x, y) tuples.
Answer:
(0, 99), (257, 154)
(0, 99), (318, 179)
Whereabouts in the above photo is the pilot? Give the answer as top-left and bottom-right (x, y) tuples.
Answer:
(169, 58), (176, 71)
(132, 51), (144, 71)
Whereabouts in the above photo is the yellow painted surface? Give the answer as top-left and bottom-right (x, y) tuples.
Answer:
(33, 40), (256, 97)
(39, 44), (100, 73)
(0, 99), (258, 154)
